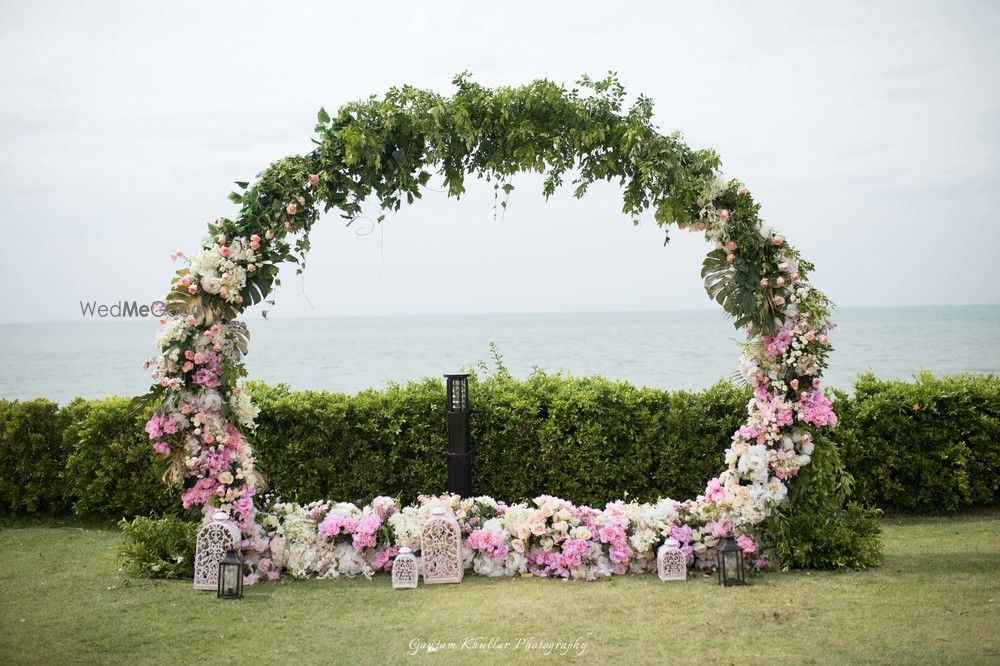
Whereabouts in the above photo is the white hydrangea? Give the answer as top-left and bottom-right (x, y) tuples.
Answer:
(229, 389), (260, 429)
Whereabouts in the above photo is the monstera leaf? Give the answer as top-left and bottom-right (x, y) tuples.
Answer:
(702, 248), (779, 335)
(240, 263), (278, 308)
(228, 320), (250, 357)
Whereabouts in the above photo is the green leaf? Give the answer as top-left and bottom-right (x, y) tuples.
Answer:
(317, 107), (330, 123)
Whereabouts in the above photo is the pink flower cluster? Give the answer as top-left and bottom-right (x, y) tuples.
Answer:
(795, 389), (838, 427)
(467, 529), (509, 562)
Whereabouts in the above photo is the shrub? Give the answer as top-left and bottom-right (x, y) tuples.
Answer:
(1, 372), (997, 524)
(836, 372), (1000, 513)
(63, 397), (182, 517)
(762, 434), (883, 570)
(116, 515), (199, 578)
(0, 399), (70, 513)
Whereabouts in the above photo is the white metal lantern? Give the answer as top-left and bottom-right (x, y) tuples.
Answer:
(420, 506), (463, 584)
(194, 510), (241, 591)
(657, 537), (687, 582)
(392, 547), (419, 589)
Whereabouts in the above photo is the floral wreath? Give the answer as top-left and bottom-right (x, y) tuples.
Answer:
(142, 75), (836, 583)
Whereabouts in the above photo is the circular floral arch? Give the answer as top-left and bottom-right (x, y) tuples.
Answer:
(144, 74), (837, 579)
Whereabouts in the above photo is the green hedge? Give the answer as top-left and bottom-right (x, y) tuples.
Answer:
(836, 372), (1000, 513)
(0, 399), (70, 514)
(0, 372), (997, 519)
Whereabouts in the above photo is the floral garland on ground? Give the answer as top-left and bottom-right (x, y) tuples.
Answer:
(141, 75), (836, 582)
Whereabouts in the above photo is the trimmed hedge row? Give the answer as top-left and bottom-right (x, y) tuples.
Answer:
(0, 372), (997, 519)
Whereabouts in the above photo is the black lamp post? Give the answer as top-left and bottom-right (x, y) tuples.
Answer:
(444, 373), (471, 498)
(217, 548), (244, 599)
(717, 536), (747, 587)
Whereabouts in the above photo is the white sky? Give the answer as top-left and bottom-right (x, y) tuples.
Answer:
(0, 0), (998, 323)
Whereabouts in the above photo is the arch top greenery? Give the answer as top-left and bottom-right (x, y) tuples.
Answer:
(144, 74), (837, 580)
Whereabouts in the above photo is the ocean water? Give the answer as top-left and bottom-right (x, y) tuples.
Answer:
(0, 305), (997, 404)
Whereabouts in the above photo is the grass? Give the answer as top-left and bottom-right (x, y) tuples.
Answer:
(1, 514), (998, 665)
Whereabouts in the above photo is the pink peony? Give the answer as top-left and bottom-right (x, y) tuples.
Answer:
(736, 534), (758, 554)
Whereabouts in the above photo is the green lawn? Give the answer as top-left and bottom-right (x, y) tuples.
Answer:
(1, 514), (998, 665)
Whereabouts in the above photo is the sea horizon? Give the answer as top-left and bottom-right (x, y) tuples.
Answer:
(2, 303), (998, 405)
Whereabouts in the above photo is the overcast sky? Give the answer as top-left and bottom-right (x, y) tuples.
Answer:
(0, 0), (997, 323)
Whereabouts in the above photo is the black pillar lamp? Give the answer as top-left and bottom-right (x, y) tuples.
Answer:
(717, 535), (747, 587)
(444, 373), (471, 498)
(217, 548), (244, 600)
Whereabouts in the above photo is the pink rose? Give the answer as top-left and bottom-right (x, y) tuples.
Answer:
(778, 262), (789, 272)
(737, 184), (749, 195)
(772, 234), (784, 246)
(773, 295), (785, 306)
(309, 174), (320, 186)
(790, 379), (799, 390)
(736, 534), (758, 554)
(286, 203), (297, 215)
(760, 278), (769, 289)
(727, 253), (735, 263)
(187, 285), (198, 295)
(726, 241), (737, 251)
(776, 277), (785, 287)
(217, 234), (226, 244)
(719, 209), (730, 221)
(220, 247), (230, 257)
(170, 251), (179, 262)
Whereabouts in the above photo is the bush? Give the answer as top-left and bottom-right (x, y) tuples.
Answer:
(762, 434), (883, 570)
(1, 372), (997, 522)
(116, 515), (199, 578)
(249, 374), (748, 507)
(836, 373), (1000, 513)
(63, 397), (182, 518)
(0, 399), (70, 513)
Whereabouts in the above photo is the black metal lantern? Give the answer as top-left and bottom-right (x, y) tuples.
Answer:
(217, 548), (244, 599)
(444, 373), (471, 498)
(717, 536), (746, 587)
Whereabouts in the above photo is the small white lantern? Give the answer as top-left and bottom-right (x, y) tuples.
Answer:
(392, 547), (418, 589)
(420, 507), (463, 584)
(194, 511), (241, 591)
(657, 537), (687, 582)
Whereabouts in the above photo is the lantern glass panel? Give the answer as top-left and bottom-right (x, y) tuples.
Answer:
(445, 374), (469, 413)
(217, 548), (244, 599)
(717, 536), (746, 587)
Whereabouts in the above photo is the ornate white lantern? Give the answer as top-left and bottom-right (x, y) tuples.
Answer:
(194, 511), (241, 591)
(420, 506), (463, 584)
(657, 537), (687, 582)
(392, 546), (418, 589)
